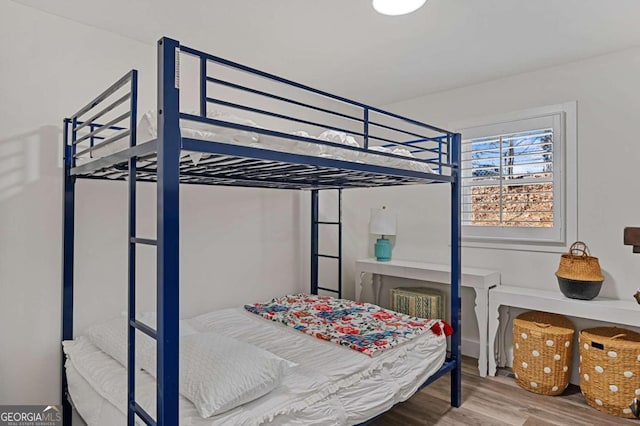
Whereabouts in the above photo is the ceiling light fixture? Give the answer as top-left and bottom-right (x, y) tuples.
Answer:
(372, 0), (427, 16)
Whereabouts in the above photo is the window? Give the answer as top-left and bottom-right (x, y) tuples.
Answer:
(455, 103), (577, 249)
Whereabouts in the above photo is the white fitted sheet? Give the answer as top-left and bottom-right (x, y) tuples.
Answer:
(64, 308), (446, 425)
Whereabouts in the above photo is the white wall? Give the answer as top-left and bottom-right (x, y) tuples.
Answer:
(0, 2), (303, 404)
(340, 47), (640, 370)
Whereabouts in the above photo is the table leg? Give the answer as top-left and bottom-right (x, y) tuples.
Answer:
(488, 296), (501, 376)
(473, 288), (488, 378)
(373, 274), (383, 305)
(356, 271), (366, 301)
(499, 307), (512, 368)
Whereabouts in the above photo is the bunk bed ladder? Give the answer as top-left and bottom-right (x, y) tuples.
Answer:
(126, 183), (159, 426)
(121, 70), (160, 426)
(310, 189), (343, 298)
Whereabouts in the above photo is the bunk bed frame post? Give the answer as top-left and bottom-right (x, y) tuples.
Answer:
(127, 70), (139, 426)
(156, 37), (181, 426)
(450, 133), (462, 407)
(337, 189), (343, 298)
(61, 118), (75, 426)
(310, 189), (319, 295)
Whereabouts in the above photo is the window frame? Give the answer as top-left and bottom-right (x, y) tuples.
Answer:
(451, 102), (577, 252)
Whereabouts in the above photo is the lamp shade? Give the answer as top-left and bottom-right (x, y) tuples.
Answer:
(369, 208), (397, 236)
(372, 0), (427, 16)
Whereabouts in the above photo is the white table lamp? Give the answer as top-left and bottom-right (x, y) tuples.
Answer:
(370, 207), (397, 261)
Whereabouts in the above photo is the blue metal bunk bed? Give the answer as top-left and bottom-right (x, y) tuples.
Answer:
(61, 37), (461, 425)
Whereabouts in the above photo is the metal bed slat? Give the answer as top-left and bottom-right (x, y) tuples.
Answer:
(102, 147), (434, 186)
(224, 161), (300, 175)
(131, 164), (428, 190)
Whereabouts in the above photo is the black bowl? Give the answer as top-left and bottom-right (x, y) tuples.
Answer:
(557, 277), (603, 300)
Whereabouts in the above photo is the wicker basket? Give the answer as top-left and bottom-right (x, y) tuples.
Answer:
(512, 311), (575, 395)
(579, 327), (640, 418)
(389, 287), (444, 319)
(556, 241), (604, 282)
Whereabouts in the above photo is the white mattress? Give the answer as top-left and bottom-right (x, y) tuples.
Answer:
(65, 308), (446, 425)
(79, 112), (434, 175)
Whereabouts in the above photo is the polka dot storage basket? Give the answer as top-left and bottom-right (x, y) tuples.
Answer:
(579, 327), (640, 418)
(512, 311), (575, 395)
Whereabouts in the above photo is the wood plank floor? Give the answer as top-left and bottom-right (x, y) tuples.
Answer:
(372, 356), (636, 425)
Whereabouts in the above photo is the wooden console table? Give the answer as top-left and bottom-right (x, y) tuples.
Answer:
(355, 258), (500, 378)
(488, 285), (640, 376)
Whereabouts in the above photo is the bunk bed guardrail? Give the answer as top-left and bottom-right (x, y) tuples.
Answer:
(66, 70), (138, 165)
(66, 45), (455, 180)
(178, 42), (453, 173)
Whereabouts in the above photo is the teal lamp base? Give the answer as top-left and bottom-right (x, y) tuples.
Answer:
(374, 237), (392, 262)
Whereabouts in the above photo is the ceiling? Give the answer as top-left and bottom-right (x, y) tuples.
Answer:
(14, 0), (640, 105)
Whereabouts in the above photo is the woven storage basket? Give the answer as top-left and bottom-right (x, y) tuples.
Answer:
(556, 241), (604, 282)
(579, 327), (640, 418)
(390, 287), (444, 319)
(512, 311), (575, 395)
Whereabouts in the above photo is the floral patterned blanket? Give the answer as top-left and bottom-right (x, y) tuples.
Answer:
(244, 294), (452, 356)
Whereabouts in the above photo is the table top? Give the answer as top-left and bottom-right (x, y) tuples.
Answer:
(355, 258), (500, 289)
(491, 285), (639, 326)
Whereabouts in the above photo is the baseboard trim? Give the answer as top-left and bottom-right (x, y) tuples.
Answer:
(461, 337), (480, 359)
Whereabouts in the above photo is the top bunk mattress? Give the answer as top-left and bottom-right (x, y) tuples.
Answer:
(77, 110), (435, 175)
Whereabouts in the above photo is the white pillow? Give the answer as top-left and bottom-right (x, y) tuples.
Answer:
(87, 317), (293, 418)
(317, 129), (360, 148)
(392, 147), (414, 157)
(176, 332), (293, 418)
(86, 315), (197, 368)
